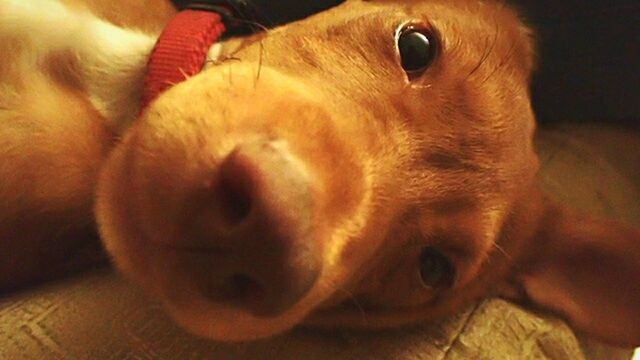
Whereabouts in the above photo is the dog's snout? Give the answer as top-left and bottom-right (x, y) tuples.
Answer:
(200, 139), (321, 316)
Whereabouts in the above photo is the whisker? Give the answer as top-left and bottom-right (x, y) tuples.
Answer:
(465, 36), (492, 80)
(204, 56), (242, 67)
(227, 17), (270, 34)
(334, 285), (368, 326)
(256, 34), (265, 83)
(465, 15), (500, 80)
(492, 242), (511, 260)
(480, 40), (517, 86)
(178, 67), (190, 81)
(227, 62), (233, 86)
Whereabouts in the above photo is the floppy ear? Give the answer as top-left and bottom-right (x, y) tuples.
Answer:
(504, 198), (640, 347)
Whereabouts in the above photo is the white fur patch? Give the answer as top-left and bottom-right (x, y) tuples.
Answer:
(207, 43), (223, 65)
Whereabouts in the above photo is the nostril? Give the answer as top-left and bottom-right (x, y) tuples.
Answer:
(228, 273), (264, 301)
(215, 149), (260, 226)
(217, 175), (253, 225)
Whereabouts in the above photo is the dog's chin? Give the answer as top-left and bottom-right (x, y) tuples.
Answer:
(161, 293), (306, 341)
(163, 296), (310, 341)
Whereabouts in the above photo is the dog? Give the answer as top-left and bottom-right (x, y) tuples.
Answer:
(1, 0), (639, 347)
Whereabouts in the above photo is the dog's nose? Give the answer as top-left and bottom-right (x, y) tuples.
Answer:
(202, 139), (321, 316)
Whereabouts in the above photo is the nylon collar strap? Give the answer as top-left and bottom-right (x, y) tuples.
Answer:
(140, 6), (228, 113)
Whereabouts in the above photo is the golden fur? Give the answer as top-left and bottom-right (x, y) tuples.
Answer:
(1, 0), (639, 346)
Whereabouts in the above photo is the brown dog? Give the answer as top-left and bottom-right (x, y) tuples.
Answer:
(1, 0), (639, 346)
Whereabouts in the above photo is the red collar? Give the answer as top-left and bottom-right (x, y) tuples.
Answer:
(140, 9), (227, 113)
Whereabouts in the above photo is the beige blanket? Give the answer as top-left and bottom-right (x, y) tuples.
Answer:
(0, 269), (631, 359)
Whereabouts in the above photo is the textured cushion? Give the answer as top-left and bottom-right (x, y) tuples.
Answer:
(1, 269), (628, 360)
(0, 124), (637, 359)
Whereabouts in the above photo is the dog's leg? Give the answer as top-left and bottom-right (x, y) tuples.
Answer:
(0, 0), (156, 289)
(0, 70), (111, 289)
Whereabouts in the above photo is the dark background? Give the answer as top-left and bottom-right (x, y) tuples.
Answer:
(173, 1), (640, 128)
(514, 1), (639, 128)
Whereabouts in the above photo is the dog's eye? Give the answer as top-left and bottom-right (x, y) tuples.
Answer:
(397, 26), (437, 75)
(419, 247), (455, 288)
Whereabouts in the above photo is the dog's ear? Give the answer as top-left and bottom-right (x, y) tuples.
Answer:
(503, 198), (640, 347)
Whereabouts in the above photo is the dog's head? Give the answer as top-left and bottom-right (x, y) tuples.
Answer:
(96, 0), (640, 345)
